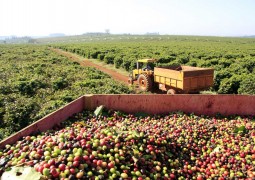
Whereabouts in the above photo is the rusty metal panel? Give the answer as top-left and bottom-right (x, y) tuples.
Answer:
(183, 77), (212, 91)
(183, 69), (214, 77)
(190, 78), (198, 88)
(183, 79), (189, 90)
(198, 77), (206, 87)
(183, 73), (214, 91)
(85, 95), (255, 116)
(206, 75), (214, 86)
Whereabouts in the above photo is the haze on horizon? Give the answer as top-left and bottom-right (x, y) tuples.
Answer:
(0, 0), (255, 37)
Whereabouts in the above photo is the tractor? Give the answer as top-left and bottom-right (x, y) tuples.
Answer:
(128, 59), (157, 92)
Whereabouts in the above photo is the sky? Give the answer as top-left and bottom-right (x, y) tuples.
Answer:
(0, 0), (255, 37)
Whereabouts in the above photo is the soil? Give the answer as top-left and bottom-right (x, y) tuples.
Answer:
(51, 48), (130, 85)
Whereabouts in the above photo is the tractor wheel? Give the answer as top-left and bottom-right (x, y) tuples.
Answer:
(138, 74), (152, 92)
(167, 89), (176, 95)
(128, 77), (133, 85)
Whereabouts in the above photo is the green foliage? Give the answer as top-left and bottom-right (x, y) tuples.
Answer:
(186, 60), (197, 67)
(214, 70), (232, 91)
(0, 45), (131, 140)
(234, 125), (247, 134)
(114, 56), (123, 68)
(157, 56), (176, 63)
(52, 77), (68, 91)
(3, 95), (40, 132)
(104, 53), (114, 64)
(218, 59), (233, 68)
(122, 59), (132, 71)
(177, 55), (189, 64)
(90, 50), (101, 59)
(238, 74), (255, 95)
(53, 36), (255, 95)
(97, 53), (105, 60)
(239, 58), (255, 73)
(218, 75), (242, 94)
(15, 79), (46, 96)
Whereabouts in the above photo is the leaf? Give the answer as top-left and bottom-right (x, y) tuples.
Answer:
(238, 126), (246, 132)
(132, 149), (139, 155)
(115, 111), (125, 117)
(131, 130), (140, 137)
(1, 166), (42, 180)
(107, 117), (114, 121)
(142, 155), (152, 160)
(135, 112), (148, 118)
(166, 152), (173, 157)
(234, 125), (247, 133)
(94, 105), (104, 117)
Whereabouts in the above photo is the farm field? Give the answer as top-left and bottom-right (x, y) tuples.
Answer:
(51, 48), (130, 85)
(1, 0), (255, 179)
(51, 35), (255, 95)
(1, 35), (255, 141)
(0, 36), (254, 179)
(0, 45), (131, 140)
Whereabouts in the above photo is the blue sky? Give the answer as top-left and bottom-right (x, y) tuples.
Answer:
(0, 0), (254, 37)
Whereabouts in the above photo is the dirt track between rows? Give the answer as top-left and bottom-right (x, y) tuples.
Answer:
(51, 48), (129, 85)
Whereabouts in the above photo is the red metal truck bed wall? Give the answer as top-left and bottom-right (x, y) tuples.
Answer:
(1, 95), (255, 148)
(85, 95), (255, 116)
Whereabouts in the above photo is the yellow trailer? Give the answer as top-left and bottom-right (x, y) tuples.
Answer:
(154, 66), (214, 94)
(128, 59), (214, 94)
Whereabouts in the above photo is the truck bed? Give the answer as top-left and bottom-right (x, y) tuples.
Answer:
(1, 94), (254, 148)
(154, 65), (214, 93)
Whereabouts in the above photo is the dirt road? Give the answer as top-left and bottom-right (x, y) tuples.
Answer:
(51, 48), (129, 85)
